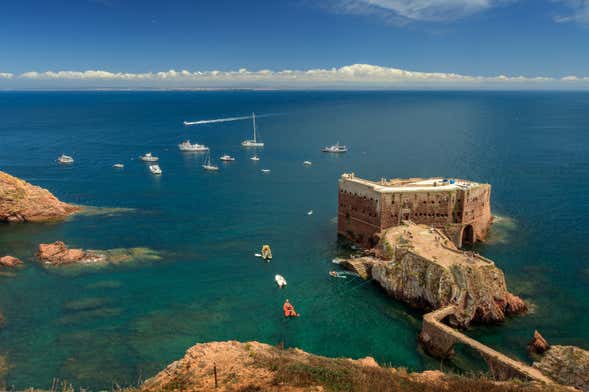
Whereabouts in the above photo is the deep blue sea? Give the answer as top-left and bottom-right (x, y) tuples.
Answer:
(0, 91), (588, 390)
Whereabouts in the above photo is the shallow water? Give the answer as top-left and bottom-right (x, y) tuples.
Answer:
(0, 91), (588, 389)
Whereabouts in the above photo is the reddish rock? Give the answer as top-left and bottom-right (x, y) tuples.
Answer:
(528, 330), (550, 355)
(0, 170), (80, 223)
(37, 241), (103, 265)
(0, 256), (23, 268)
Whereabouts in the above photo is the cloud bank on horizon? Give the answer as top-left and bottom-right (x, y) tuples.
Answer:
(1, 64), (588, 89)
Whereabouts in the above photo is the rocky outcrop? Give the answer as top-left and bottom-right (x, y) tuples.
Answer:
(137, 341), (570, 392)
(37, 241), (104, 265)
(0, 256), (23, 268)
(533, 345), (589, 391)
(528, 330), (550, 355)
(342, 222), (526, 328)
(0, 170), (80, 222)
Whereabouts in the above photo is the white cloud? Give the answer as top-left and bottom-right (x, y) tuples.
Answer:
(322, 0), (509, 23)
(0, 72), (14, 79)
(1, 64), (588, 89)
(553, 0), (589, 25)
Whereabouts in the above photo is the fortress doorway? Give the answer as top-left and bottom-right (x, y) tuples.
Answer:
(461, 224), (475, 247)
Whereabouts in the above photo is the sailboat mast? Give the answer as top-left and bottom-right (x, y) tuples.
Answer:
(252, 113), (257, 142)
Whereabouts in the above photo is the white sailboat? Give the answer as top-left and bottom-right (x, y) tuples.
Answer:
(202, 151), (219, 171)
(241, 113), (264, 147)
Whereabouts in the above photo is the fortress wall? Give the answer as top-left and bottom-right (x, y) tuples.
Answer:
(462, 185), (492, 241)
(337, 176), (493, 248)
(338, 180), (382, 246)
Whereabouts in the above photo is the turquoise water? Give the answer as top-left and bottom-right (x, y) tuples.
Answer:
(0, 91), (588, 389)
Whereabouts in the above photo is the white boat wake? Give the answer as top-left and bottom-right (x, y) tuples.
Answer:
(183, 113), (281, 126)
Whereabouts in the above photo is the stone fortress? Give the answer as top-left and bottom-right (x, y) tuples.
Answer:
(337, 173), (492, 248)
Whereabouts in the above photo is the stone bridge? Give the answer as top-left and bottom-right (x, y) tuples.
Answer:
(419, 306), (554, 384)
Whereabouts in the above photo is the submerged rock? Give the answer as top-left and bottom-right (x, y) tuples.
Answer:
(37, 241), (104, 265)
(533, 345), (589, 391)
(0, 255), (23, 268)
(37, 242), (161, 267)
(528, 330), (550, 355)
(342, 222), (526, 327)
(0, 170), (80, 222)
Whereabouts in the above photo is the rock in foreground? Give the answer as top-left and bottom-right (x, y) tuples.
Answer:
(0, 170), (80, 222)
(37, 241), (104, 265)
(137, 341), (568, 392)
(0, 256), (23, 268)
(533, 345), (589, 391)
(342, 222), (526, 327)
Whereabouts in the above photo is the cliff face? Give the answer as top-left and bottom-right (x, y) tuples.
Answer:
(0, 170), (80, 222)
(343, 222), (526, 328)
(137, 341), (568, 392)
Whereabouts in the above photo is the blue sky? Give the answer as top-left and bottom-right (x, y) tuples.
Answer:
(1, 0), (589, 89)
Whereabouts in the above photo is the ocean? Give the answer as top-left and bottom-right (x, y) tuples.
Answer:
(0, 90), (588, 389)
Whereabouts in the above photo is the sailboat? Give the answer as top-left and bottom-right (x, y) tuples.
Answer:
(202, 151), (219, 171)
(241, 113), (264, 147)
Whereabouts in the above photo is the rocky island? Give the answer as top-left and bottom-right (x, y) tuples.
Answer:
(339, 221), (526, 327)
(0, 170), (80, 222)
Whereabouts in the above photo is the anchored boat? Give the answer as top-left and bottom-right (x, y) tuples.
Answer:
(140, 152), (159, 162)
(178, 140), (209, 152)
(57, 154), (74, 164)
(149, 164), (162, 175)
(322, 142), (347, 153)
(241, 113), (264, 147)
(202, 151), (219, 171)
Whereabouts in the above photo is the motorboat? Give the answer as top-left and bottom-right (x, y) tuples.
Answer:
(202, 151), (219, 171)
(241, 113), (264, 147)
(113, 163), (124, 168)
(303, 161), (312, 165)
(149, 164), (162, 175)
(275, 274), (287, 288)
(140, 152), (159, 162)
(250, 155), (260, 161)
(178, 140), (209, 152)
(220, 155), (235, 161)
(322, 142), (348, 153)
(57, 154), (74, 164)
(261, 169), (271, 173)
(307, 210), (313, 215)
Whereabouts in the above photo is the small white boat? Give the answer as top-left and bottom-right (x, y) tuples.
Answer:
(220, 155), (235, 161)
(149, 164), (162, 175)
(261, 169), (271, 173)
(307, 210), (313, 215)
(303, 161), (312, 166)
(250, 155), (260, 161)
(178, 140), (209, 152)
(113, 163), (124, 168)
(202, 151), (219, 171)
(140, 153), (159, 162)
(57, 154), (74, 164)
(241, 113), (264, 147)
(275, 274), (287, 288)
(322, 142), (348, 153)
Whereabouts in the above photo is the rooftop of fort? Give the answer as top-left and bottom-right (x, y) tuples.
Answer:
(340, 173), (486, 193)
(380, 222), (493, 269)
